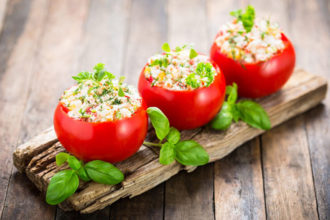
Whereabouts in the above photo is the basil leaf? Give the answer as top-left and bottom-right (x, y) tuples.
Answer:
(167, 127), (180, 144)
(159, 142), (175, 165)
(85, 160), (124, 185)
(147, 107), (170, 141)
(211, 102), (233, 130)
(174, 140), (209, 166)
(77, 166), (91, 182)
(55, 152), (70, 166)
(162, 42), (171, 52)
(236, 100), (271, 130)
(189, 49), (198, 59)
(226, 83), (238, 104)
(46, 170), (79, 205)
(66, 156), (81, 170)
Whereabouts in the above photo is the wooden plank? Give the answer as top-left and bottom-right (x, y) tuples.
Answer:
(262, 118), (319, 219)
(0, 0), (49, 217)
(108, 0), (168, 218)
(250, 0), (322, 219)
(214, 139), (266, 219)
(289, 0), (330, 219)
(164, 0), (214, 219)
(12, 69), (327, 214)
(206, 0), (267, 218)
(2, 0), (89, 219)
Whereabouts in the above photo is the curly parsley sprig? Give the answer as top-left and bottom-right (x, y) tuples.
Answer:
(144, 107), (209, 166)
(211, 83), (271, 130)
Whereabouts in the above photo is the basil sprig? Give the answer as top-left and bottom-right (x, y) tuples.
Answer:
(72, 63), (115, 83)
(211, 83), (271, 130)
(145, 107), (209, 166)
(230, 5), (255, 33)
(46, 153), (124, 205)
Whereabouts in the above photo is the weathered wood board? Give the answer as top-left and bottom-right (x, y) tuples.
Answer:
(12, 69), (327, 214)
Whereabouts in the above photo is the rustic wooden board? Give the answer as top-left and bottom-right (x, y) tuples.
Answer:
(12, 69), (327, 214)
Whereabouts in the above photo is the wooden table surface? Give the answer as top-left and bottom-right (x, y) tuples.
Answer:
(0, 0), (328, 219)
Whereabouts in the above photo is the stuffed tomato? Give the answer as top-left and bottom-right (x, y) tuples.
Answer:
(54, 64), (148, 163)
(138, 45), (226, 130)
(210, 7), (295, 98)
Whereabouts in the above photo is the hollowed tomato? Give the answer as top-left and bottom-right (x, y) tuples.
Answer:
(138, 63), (226, 130)
(210, 33), (295, 98)
(53, 102), (148, 163)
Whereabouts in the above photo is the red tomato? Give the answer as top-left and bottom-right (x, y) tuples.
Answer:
(210, 33), (295, 98)
(138, 63), (226, 130)
(53, 102), (148, 163)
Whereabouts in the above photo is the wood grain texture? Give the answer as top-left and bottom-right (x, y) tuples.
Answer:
(2, 0), (90, 219)
(0, 0), (8, 34)
(0, 0), (49, 217)
(214, 139), (265, 219)
(12, 69), (327, 214)
(289, 0), (330, 219)
(206, 1), (268, 218)
(262, 118), (319, 219)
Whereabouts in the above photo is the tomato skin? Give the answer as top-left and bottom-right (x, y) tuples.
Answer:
(53, 102), (148, 163)
(210, 33), (296, 98)
(138, 63), (226, 130)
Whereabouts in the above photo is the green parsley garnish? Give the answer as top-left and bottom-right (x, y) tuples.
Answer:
(230, 5), (255, 33)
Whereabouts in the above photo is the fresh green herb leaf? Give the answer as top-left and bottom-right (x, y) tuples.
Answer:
(189, 48), (198, 59)
(162, 42), (171, 52)
(85, 160), (124, 185)
(226, 82), (238, 104)
(147, 107), (170, 141)
(174, 140), (209, 166)
(118, 87), (125, 97)
(210, 102), (233, 130)
(46, 170), (79, 205)
(67, 156), (81, 170)
(236, 100), (271, 130)
(55, 152), (70, 166)
(159, 142), (175, 165)
(230, 5), (255, 33)
(76, 166), (91, 182)
(72, 72), (92, 82)
(167, 127), (181, 144)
